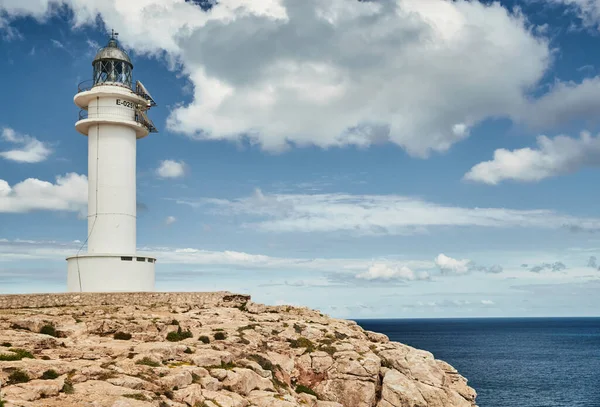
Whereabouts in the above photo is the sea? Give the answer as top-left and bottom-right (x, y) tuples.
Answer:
(354, 318), (600, 407)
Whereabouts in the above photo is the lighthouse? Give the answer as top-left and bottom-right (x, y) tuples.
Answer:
(66, 32), (157, 292)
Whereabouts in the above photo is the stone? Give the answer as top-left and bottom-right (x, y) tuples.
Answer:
(0, 292), (477, 407)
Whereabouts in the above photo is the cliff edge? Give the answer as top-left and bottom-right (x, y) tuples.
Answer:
(0, 292), (477, 407)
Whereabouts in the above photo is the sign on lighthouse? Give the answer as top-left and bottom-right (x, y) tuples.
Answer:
(66, 31), (157, 292)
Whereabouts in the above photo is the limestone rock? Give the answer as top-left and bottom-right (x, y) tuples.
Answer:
(0, 292), (477, 407)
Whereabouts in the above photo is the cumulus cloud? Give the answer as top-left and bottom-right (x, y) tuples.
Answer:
(165, 216), (177, 226)
(177, 189), (600, 235)
(435, 253), (503, 275)
(529, 262), (567, 273)
(464, 131), (600, 185)
(435, 254), (471, 275)
(0, 127), (52, 163)
(0, 173), (87, 213)
(356, 264), (429, 282)
(156, 160), (186, 179)
(6, 0), (596, 157)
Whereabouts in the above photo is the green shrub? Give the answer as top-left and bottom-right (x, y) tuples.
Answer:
(170, 319), (179, 325)
(40, 324), (58, 337)
(288, 337), (315, 352)
(249, 354), (274, 372)
(41, 369), (60, 380)
(0, 398), (5, 407)
(113, 332), (132, 340)
(184, 347), (194, 354)
(61, 379), (74, 394)
(1, 342), (11, 347)
(319, 345), (337, 356)
(214, 332), (227, 341)
(295, 384), (318, 397)
(8, 369), (30, 385)
(0, 348), (34, 361)
(198, 335), (210, 344)
(166, 326), (193, 342)
(136, 357), (161, 367)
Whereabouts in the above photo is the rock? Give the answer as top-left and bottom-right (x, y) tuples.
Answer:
(0, 292), (477, 407)
(365, 330), (389, 343)
(222, 368), (274, 395)
(378, 369), (427, 407)
(192, 350), (233, 367)
(173, 383), (205, 405)
(315, 379), (377, 407)
(2, 378), (64, 401)
(159, 370), (193, 390)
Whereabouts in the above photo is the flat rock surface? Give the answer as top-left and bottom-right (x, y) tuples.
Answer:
(0, 292), (477, 407)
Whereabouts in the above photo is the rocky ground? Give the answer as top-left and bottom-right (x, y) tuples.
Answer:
(0, 294), (477, 407)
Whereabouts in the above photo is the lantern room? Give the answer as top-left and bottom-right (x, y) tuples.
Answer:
(92, 31), (133, 88)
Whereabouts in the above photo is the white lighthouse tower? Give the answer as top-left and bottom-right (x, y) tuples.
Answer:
(66, 32), (157, 292)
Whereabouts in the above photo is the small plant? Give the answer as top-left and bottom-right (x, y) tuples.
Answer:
(214, 331), (227, 341)
(293, 323), (304, 334)
(249, 354), (274, 372)
(1, 342), (11, 347)
(0, 397), (5, 407)
(113, 331), (132, 340)
(166, 326), (193, 342)
(40, 324), (58, 337)
(237, 324), (257, 332)
(41, 369), (60, 380)
(0, 348), (34, 361)
(171, 319), (179, 325)
(136, 357), (161, 367)
(319, 345), (337, 356)
(288, 337), (315, 352)
(184, 347), (194, 354)
(61, 379), (75, 394)
(198, 335), (210, 344)
(41, 355), (52, 360)
(7, 369), (30, 385)
(295, 384), (318, 398)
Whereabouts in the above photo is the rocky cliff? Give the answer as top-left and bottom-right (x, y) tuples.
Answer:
(0, 292), (477, 407)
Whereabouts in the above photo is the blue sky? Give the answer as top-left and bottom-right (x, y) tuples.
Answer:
(2, 0), (600, 318)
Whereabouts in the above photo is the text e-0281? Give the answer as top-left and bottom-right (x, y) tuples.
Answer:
(116, 99), (135, 109)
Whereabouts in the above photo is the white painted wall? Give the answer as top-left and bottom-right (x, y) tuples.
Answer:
(66, 255), (155, 292)
(87, 120), (137, 254)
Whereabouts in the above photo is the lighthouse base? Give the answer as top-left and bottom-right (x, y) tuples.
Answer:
(66, 253), (155, 292)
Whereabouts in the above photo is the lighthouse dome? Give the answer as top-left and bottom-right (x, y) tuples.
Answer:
(93, 38), (132, 66)
(92, 37), (133, 88)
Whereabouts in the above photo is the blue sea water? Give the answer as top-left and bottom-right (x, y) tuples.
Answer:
(355, 318), (600, 407)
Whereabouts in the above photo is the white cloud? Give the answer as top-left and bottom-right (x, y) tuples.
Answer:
(156, 160), (186, 179)
(435, 254), (471, 275)
(435, 253), (503, 275)
(465, 131), (600, 185)
(0, 127), (52, 163)
(165, 216), (177, 225)
(356, 263), (429, 282)
(0, 173), (87, 213)
(178, 189), (600, 235)
(0, 0), (572, 157)
(549, 0), (600, 28)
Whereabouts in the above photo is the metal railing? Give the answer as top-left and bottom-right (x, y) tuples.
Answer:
(77, 107), (157, 133)
(77, 80), (133, 94)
